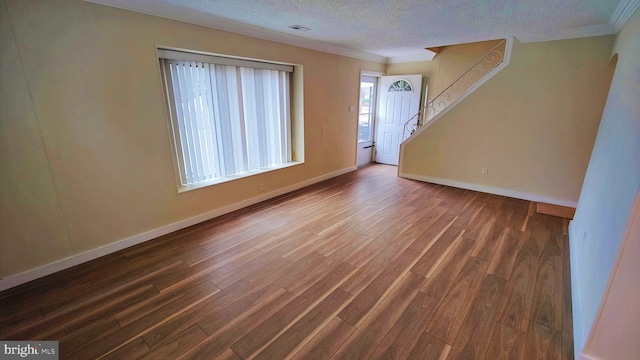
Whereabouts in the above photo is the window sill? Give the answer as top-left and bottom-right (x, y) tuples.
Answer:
(177, 161), (304, 193)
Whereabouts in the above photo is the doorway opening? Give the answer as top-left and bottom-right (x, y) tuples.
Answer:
(357, 75), (378, 167)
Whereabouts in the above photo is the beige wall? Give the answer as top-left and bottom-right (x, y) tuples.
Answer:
(400, 36), (615, 204)
(0, 0), (384, 279)
(386, 39), (503, 104)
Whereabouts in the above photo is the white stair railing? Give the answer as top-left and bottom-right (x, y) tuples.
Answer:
(403, 39), (507, 138)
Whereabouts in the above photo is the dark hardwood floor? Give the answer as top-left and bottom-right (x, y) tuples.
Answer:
(0, 164), (573, 359)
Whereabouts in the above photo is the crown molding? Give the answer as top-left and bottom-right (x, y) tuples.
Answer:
(85, 0), (389, 64)
(516, 23), (617, 43)
(610, 0), (640, 31)
(519, 0), (640, 43)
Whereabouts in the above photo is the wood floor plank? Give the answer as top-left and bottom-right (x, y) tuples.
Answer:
(212, 254), (291, 289)
(144, 250), (313, 348)
(100, 337), (151, 360)
(59, 316), (122, 354)
(7, 277), (93, 318)
(421, 234), (476, 300)
(198, 217), (288, 251)
(231, 262), (356, 359)
(285, 254), (350, 296)
(313, 190), (416, 246)
(450, 193), (490, 232)
(470, 218), (505, 262)
(151, 249), (261, 292)
(114, 280), (208, 328)
(338, 219), (432, 296)
(332, 272), (425, 359)
(343, 208), (433, 268)
(254, 288), (353, 359)
(0, 256), (108, 303)
(360, 202), (418, 240)
(436, 187), (466, 209)
(447, 192), (480, 217)
(369, 291), (440, 359)
(532, 251), (563, 332)
(543, 216), (565, 256)
(65, 280), (219, 360)
(139, 324), (207, 360)
(290, 317), (356, 360)
(410, 226), (463, 277)
(407, 332), (450, 360)
(526, 213), (552, 256)
(407, 213), (457, 253)
(183, 232), (274, 266)
(0, 313), (44, 341)
(463, 207), (494, 241)
(499, 254), (538, 333)
(449, 274), (507, 360)
(214, 349), (242, 360)
(424, 257), (489, 344)
(281, 233), (327, 262)
(268, 251), (326, 291)
(487, 228), (524, 280)
(40, 260), (185, 319)
(506, 199), (531, 230)
(524, 321), (562, 360)
(91, 245), (201, 288)
(517, 230), (541, 259)
(5, 283), (160, 340)
(339, 248), (421, 326)
(179, 289), (295, 359)
(258, 215), (326, 253)
(483, 194), (506, 217)
(186, 249), (265, 288)
(484, 323), (526, 360)
(314, 225), (376, 258)
(192, 271), (290, 339)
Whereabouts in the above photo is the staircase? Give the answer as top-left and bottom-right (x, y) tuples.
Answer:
(403, 38), (511, 139)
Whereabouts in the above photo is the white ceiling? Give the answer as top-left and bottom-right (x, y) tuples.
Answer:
(88, 0), (639, 63)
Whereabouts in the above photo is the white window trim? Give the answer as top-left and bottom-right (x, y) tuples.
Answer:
(157, 49), (294, 73)
(157, 47), (301, 192)
(177, 161), (303, 193)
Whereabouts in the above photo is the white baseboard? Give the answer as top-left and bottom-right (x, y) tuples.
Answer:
(0, 166), (356, 292)
(399, 172), (578, 208)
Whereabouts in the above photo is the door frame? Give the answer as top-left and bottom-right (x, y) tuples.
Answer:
(355, 70), (384, 167)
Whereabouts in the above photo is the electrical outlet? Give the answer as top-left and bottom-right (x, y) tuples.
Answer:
(481, 167), (488, 175)
(259, 184), (264, 193)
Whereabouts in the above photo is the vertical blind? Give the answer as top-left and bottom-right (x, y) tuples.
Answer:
(160, 54), (292, 186)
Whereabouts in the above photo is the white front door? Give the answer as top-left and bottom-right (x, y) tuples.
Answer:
(375, 75), (422, 166)
(356, 76), (378, 166)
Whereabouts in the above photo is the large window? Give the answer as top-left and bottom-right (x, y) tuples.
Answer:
(158, 49), (294, 189)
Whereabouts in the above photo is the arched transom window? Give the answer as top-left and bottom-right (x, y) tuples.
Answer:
(389, 79), (413, 92)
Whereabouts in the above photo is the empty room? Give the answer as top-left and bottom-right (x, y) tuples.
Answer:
(1, 0), (639, 359)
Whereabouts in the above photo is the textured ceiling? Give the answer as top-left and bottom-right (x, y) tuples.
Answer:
(88, 0), (638, 63)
